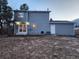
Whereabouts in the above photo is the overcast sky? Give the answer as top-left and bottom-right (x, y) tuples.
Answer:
(8, 0), (79, 21)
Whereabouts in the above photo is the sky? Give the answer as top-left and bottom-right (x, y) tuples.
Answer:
(7, 0), (79, 21)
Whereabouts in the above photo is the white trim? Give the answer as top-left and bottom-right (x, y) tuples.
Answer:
(50, 24), (55, 34)
(16, 25), (27, 35)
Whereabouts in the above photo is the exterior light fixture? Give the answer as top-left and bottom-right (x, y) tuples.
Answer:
(26, 22), (30, 25)
(16, 22), (20, 25)
(32, 24), (36, 28)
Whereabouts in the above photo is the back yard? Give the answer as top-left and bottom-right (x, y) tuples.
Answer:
(0, 35), (79, 59)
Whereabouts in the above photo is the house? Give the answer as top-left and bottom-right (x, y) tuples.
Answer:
(14, 10), (50, 35)
(73, 18), (79, 37)
(49, 20), (75, 36)
(74, 18), (79, 27)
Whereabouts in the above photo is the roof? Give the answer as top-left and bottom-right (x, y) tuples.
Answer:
(14, 10), (50, 13)
(49, 20), (74, 24)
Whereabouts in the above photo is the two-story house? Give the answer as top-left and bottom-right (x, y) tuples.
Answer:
(14, 10), (50, 35)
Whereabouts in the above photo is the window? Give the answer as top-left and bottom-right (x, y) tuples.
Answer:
(17, 13), (24, 18)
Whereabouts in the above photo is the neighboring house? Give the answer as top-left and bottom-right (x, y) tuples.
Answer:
(14, 10), (50, 35)
(73, 18), (79, 27)
(49, 21), (75, 36)
(73, 18), (79, 36)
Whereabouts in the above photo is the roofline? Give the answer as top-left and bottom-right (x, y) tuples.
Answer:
(49, 21), (74, 24)
(14, 10), (51, 13)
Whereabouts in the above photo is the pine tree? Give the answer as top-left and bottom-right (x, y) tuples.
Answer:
(20, 3), (29, 11)
(0, 0), (13, 35)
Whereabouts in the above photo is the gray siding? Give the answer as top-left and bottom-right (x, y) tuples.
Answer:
(14, 12), (29, 35)
(29, 12), (50, 35)
(55, 23), (74, 36)
(14, 11), (50, 35)
(14, 12), (28, 22)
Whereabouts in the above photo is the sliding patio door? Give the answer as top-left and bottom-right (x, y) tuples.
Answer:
(17, 24), (27, 35)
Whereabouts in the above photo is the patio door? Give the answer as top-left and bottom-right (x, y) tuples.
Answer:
(17, 24), (27, 35)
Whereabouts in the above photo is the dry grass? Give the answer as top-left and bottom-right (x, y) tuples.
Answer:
(0, 35), (79, 59)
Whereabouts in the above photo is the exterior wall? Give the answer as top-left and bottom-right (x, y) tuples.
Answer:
(14, 11), (50, 35)
(29, 12), (50, 35)
(14, 11), (28, 22)
(14, 11), (29, 35)
(55, 23), (74, 36)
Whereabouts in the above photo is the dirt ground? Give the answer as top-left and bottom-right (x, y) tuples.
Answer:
(0, 35), (79, 59)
